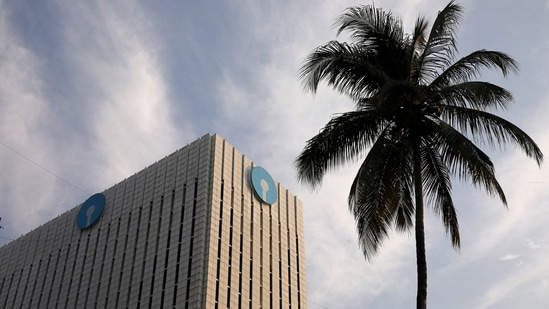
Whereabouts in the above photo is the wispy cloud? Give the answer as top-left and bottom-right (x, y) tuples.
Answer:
(527, 239), (541, 249)
(0, 3), (73, 235)
(499, 254), (519, 261)
(1, 1), (549, 308)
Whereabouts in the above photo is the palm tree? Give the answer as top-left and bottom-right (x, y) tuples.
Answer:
(295, 1), (543, 308)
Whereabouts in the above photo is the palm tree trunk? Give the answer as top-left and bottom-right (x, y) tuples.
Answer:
(413, 141), (428, 309)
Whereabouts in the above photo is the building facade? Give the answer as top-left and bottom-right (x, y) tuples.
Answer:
(0, 134), (306, 309)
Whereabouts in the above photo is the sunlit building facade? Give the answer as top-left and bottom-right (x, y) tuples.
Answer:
(0, 134), (306, 308)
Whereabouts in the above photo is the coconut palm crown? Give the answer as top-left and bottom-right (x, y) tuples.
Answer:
(295, 1), (543, 308)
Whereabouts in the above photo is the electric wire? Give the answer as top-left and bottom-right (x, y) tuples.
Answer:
(0, 139), (90, 195)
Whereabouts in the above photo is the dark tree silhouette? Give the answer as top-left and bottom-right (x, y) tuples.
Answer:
(295, 1), (543, 308)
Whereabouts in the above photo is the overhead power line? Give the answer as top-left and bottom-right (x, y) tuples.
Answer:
(0, 139), (90, 195)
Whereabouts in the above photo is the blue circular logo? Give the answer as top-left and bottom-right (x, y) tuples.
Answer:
(76, 193), (106, 229)
(250, 166), (277, 205)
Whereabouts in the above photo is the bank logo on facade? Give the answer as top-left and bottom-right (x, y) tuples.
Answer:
(76, 193), (106, 229)
(250, 166), (277, 205)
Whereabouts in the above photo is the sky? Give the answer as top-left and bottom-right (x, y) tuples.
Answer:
(1, 0), (548, 308)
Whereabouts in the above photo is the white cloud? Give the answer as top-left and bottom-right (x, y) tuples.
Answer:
(0, 4), (74, 236)
(2, 0), (549, 308)
(51, 0), (189, 182)
(475, 251), (549, 308)
(211, 1), (549, 307)
(499, 254), (519, 261)
(526, 239), (541, 249)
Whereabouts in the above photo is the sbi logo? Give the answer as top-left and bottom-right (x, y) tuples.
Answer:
(250, 166), (277, 205)
(76, 193), (106, 229)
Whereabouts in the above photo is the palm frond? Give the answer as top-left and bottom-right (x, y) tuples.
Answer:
(432, 121), (507, 205)
(392, 180), (414, 233)
(334, 4), (412, 81)
(431, 50), (518, 89)
(415, 1), (463, 84)
(335, 4), (404, 46)
(295, 110), (387, 188)
(299, 41), (386, 98)
(409, 16), (430, 82)
(420, 139), (460, 247)
(442, 106), (544, 165)
(435, 81), (513, 111)
(349, 131), (413, 260)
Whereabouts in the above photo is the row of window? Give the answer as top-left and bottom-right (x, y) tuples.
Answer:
(212, 177), (305, 309)
(0, 175), (203, 308)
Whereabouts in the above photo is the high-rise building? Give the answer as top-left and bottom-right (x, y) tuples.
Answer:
(0, 134), (306, 309)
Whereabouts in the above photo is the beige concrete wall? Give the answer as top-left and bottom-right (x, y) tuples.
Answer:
(0, 134), (306, 309)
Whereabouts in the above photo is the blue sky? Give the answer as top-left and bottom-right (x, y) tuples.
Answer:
(1, 0), (548, 308)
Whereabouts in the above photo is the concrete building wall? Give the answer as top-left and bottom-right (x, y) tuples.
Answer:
(0, 134), (306, 309)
